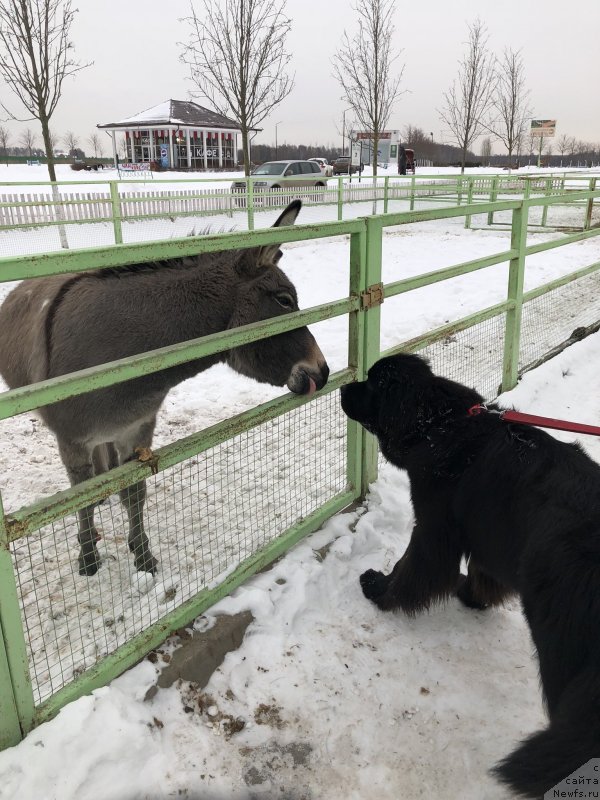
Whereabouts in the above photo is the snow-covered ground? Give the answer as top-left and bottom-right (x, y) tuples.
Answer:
(2, 333), (600, 800)
(1, 165), (600, 799)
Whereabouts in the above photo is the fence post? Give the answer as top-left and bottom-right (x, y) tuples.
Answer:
(246, 178), (255, 231)
(109, 181), (123, 245)
(337, 177), (344, 221)
(409, 174), (416, 211)
(358, 217), (383, 496)
(457, 174), (464, 205)
(501, 194), (530, 392)
(383, 176), (389, 214)
(487, 176), (498, 226)
(464, 178), (474, 228)
(540, 177), (552, 227)
(347, 228), (367, 498)
(584, 177), (597, 230)
(0, 493), (35, 746)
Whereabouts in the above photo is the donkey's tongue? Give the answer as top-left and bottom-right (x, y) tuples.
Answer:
(307, 377), (317, 396)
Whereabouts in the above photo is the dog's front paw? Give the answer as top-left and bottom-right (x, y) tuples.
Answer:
(360, 568), (389, 603)
(455, 573), (489, 610)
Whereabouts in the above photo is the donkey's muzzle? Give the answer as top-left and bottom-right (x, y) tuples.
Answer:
(287, 360), (330, 396)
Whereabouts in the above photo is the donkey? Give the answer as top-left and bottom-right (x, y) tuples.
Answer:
(0, 200), (329, 577)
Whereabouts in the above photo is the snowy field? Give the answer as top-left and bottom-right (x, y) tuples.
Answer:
(1, 166), (600, 799)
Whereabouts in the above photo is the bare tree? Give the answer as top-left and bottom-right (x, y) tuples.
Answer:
(527, 130), (537, 164)
(487, 48), (531, 168)
(0, 0), (92, 182)
(401, 125), (437, 159)
(439, 19), (496, 173)
(332, 0), (404, 177)
(480, 136), (492, 162)
(88, 132), (103, 158)
(0, 125), (10, 164)
(557, 133), (570, 158)
(63, 130), (79, 155)
(332, 111), (358, 157)
(19, 127), (36, 155)
(180, 0), (293, 176)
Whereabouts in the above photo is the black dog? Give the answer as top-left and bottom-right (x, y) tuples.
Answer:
(340, 353), (600, 798)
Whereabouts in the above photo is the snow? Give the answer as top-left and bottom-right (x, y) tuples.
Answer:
(106, 100), (176, 125)
(1, 165), (600, 799)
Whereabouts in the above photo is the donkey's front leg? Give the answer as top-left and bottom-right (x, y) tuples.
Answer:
(119, 477), (157, 574)
(117, 419), (158, 574)
(58, 439), (102, 576)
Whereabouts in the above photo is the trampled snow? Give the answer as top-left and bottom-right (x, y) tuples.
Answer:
(0, 165), (600, 800)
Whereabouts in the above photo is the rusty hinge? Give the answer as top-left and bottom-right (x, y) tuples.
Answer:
(360, 283), (384, 310)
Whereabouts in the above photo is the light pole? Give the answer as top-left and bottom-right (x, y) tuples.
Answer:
(342, 107), (352, 156)
(275, 121), (282, 160)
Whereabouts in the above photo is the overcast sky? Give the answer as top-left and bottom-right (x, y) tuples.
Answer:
(2, 0), (598, 155)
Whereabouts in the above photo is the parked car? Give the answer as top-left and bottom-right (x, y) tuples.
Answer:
(332, 156), (360, 175)
(231, 160), (328, 205)
(308, 157), (334, 177)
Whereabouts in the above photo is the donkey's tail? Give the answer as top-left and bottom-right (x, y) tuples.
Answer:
(492, 677), (600, 798)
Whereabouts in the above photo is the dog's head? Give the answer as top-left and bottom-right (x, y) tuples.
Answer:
(340, 353), (482, 445)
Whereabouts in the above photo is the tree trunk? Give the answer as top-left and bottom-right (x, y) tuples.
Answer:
(372, 132), (379, 178)
(41, 113), (68, 249)
(461, 142), (467, 173)
(40, 116), (56, 182)
(241, 123), (251, 178)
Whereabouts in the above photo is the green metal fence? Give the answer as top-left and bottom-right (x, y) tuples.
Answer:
(1, 187), (600, 750)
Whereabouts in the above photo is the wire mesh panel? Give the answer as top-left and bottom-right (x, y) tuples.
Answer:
(10, 390), (347, 705)
(377, 313), (506, 472)
(519, 269), (600, 373)
(416, 313), (507, 400)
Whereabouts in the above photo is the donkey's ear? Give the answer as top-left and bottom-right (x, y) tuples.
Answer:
(256, 200), (302, 266)
(273, 200), (302, 228)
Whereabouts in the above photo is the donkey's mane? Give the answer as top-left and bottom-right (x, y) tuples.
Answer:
(91, 258), (196, 280)
(91, 225), (233, 280)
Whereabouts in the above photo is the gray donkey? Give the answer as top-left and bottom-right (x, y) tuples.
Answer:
(0, 200), (329, 577)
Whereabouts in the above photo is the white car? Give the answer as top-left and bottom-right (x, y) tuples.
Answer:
(308, 158), (334, 177)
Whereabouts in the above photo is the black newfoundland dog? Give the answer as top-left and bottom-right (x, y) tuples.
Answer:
(340, 353), (600, 798)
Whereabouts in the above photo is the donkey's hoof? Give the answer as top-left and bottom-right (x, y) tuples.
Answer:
(134, 552), (158, 575)
(78, 550), (101, 576)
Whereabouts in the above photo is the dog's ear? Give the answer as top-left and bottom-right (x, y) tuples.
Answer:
(376, 369), (479, 439)
(375, 371), (429, 438)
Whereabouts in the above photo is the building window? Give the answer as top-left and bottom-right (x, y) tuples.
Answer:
(204, 132), (219, 168)
(131, 130), (152, 162)
(222, 133), (234, 166)
(173, 130), (186, 168)
(190, 132), (204, 168)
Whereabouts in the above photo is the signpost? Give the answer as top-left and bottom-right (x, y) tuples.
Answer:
(531, 119), (557, 168)
(351, 141), (362, 184)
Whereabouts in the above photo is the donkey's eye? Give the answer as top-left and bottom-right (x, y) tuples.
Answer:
(275, 293), (295, 309)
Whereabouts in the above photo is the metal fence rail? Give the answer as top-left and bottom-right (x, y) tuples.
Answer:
(1, 189), (600, 749)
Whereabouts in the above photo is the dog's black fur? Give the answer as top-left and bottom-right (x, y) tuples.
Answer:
(340, 353), (600, 798)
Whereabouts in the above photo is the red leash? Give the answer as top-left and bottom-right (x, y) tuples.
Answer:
(468, 404), (600, 437)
